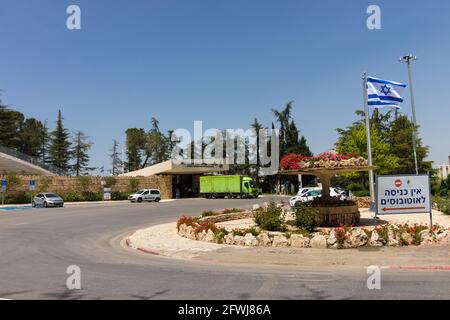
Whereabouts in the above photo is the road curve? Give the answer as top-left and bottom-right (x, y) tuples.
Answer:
(0, 197), (449, 300)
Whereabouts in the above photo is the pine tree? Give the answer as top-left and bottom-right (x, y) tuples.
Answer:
(70, 131), (94, 176)
(38, 121), (51, 164)
(109, 139), (122, 176)
(0, 103), (24, 149)
(48, 110), (71, 171)
(18, 118), (44, 157)
(142, 117), (170, 167)
(125, 128), (146, 171)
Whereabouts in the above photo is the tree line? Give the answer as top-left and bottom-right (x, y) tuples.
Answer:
(122, 101), (312, 193)
(0, 99), (94, 176)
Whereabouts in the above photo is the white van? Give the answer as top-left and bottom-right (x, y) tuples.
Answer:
(128, 189), (161, 203)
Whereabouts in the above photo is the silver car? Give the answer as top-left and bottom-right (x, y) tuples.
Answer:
(33, 193), (64, 207)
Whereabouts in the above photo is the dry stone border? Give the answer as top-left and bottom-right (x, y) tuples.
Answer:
(177, 210), (450, 250)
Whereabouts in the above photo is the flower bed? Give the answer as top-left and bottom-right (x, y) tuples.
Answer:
(280, 152), (368, 171)
(177, 215), (450, 249)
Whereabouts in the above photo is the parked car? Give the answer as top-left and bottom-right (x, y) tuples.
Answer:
(128, 189), (161, 203)
(33, 193), (64, 207)
(289, 188), (349, 207)
(296, 187), (321, 196)
(290, 189), (322, 207)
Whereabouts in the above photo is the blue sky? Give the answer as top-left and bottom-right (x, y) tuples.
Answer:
(1, 0), (449, 171)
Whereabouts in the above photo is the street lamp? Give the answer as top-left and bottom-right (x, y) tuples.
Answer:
(400, 54), (419, 175)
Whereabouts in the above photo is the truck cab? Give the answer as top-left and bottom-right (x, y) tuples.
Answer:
(242, 176), (258, 198)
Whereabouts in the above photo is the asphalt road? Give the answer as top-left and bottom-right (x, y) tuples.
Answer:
(0, 196), (449, 300)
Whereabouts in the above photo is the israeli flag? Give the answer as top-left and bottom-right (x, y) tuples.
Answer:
(367, 76), (407, 109)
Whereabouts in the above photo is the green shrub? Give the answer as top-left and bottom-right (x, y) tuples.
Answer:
(347, 182), (365, 191)
(111, 192), (129, 200)
(213, 229), (229, 244)
(83, 192), (103, 201)
(232, 227), (259, 237)
(253, 201), (283, 231)
(201, 210), (219, 217)
(4, 192), (30, 204)
(62, 192), (103, 202)
(433, 196), (450, 215)
(294, 203), (318, 233)
(352, 190), (370, 197)
(61, 192), (84, 202)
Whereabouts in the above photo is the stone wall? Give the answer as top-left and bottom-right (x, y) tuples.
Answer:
(354, 197), (371, 208)
(0, 174), (173, 199)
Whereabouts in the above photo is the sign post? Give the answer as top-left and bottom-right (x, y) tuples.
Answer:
(29, 180), (36, 204)
(1, 179), (6, 205)
(103, 187), (112, 201)
(376, 174), (432, 229)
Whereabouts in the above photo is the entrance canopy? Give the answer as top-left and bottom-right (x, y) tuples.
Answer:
(120, 159), (229, 177)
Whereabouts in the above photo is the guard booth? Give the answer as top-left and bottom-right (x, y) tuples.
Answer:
(121, 159), (229, 198)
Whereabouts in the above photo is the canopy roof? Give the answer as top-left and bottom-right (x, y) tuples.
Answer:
(120, 159), (229, 177)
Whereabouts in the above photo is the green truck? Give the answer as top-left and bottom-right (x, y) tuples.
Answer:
(200, 175), (258, 199)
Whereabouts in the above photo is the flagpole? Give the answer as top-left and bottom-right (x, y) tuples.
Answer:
(363, 72), (376, 209)
(400, 54), (419, 175)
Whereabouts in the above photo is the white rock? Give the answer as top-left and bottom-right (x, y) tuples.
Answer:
(234, 235), (245, 246)
(272, 235), (289, 247)
(257, 233), (272, 246)
(310, 234), (328, 249)
(348, 229), (368, 247)
(290, 234), (310, 248)
(178, 224), (187, 237)
(204, 229), (215, 242)
(244, 233), (258, 246)
(327, 230), (337, 246)
(197, 230), (206, 241)
(224, 234), (234, 245)
(368, 230), (382, 247)
(185, 226), (197, 240)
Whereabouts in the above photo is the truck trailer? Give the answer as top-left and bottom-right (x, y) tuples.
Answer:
(200, 175), (258, 199)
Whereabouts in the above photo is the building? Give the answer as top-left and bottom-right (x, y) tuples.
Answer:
(120, 159), (229, 198)
(437, 156), (450, 180)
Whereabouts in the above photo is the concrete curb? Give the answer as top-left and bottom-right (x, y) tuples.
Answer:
(125, 238), (160, 256)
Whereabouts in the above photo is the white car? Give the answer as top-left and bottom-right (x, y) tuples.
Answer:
(296, 187), (321, 196)
(289, 188), (347, 207)
(128, 189), (161, 203)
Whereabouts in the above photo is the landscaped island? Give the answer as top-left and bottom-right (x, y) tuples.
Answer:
(176, 203), (450, 249)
